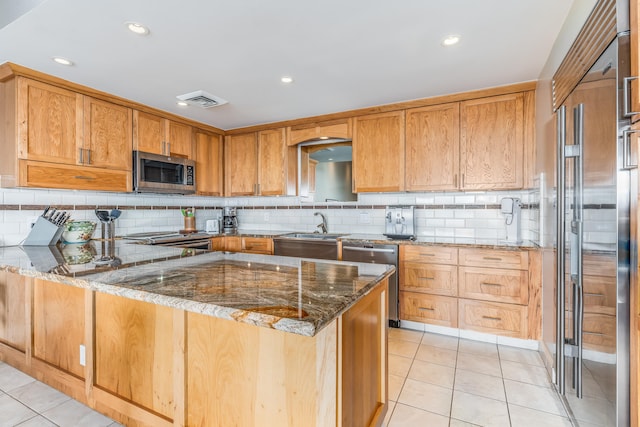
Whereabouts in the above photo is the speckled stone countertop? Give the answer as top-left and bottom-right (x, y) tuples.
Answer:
(0, 241), (393, 337)
(339, 234), (539, 249)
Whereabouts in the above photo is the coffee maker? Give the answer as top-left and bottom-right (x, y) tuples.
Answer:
(383, 206), (416, 240)
(222, 207), (238, 234)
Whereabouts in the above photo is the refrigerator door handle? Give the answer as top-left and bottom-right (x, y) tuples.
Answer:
(623, 76), (640, 117)
(622, 129), (639, 170)
(555, 105), (567, 395)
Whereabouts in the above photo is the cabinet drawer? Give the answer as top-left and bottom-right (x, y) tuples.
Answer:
(458, 299), (527, 338)
(399, 291), (457, 327)
(565, 274), (616, 316)
(458, 248), (528, 270)
(459, 266), (528, 305)
(401, 245), (458, 265)
(20, 160), (131, 192)
(401, 263), (457, 296)
(243, 237), (273, 255)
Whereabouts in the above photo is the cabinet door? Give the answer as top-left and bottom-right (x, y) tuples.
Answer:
(353, 111), (405, 192)
(460, 93), (524, 190)
(17, 78), (83, 165)
(405, 103), (460, 191)
(83, 97), (132, 170)
(225, 133), (258, 196)
(168, 120), (194, 159)
(133, 111), (164, 154)
(225, 236), (243, 252)
(195, 130), (223, 196)
(0, 271), (27, 352)
(33, 279), (85, 378)
(258, 128), (286, 195)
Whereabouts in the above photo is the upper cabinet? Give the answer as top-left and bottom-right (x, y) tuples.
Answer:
(288, 118), (352, 146)
(133, 111), (194, 159)
(195, 129), (223, 196)
(83, 97), (133, 170)
(405, 103), (460, 191)
(224, 129), (296, 196)
(352, 111), (405, 192)
(459, 93), (524, 190)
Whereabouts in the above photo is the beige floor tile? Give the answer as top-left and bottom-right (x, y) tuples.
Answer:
(388, 403), (449, 427)
(564, 393), (616, 426)
(41, 399), (114, 427)
(456, 352), (502, 377)
(504, 379), (566, 416)
(451, 390), (510, 427)
(107, 423), (126, 427)
(389, 354), (413, 377)
(414, 344), (457, 367)
(449, 419), (483, 427)
(509, 404), (573, 427)
(498, 345), (544, 367)
(389, 328), (423, 343)
(388, 338), (420, 358)
(407, 359), (455, 389)
(0, 363), (36, 392)
(397, 378), (452, 417)
(15, 415), (58, 426)
(8, 380), (71, 413)
(382, 401), (396, 427)
(0, 394), (37, 426)
(420, 332), (459, 350)
(501, 359), (551, 387)
(454, 368), (506, 401)
(388, 374), (405, 402)
(458, 338), (499, 358)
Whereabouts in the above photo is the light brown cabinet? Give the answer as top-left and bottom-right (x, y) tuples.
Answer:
(133, 111), (194, 159)
(352, 111), (405, 192)
(287, 118), (352, 146)
(0, 271), (26, 352)
(405, 103), (460, 191)
(211, 236), (273, 255)
(83, 96), (133, 170)
(459, 93), (524, 190)
(224, 129), (296, 196)
(194, 129), (223, 196)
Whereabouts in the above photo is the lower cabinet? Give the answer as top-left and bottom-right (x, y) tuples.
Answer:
(399, 245), (541, 340)
(211, 236), (273, 254)
(0, 271), (27, 352)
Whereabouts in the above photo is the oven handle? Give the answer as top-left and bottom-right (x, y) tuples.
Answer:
(156, 240), (211, 249)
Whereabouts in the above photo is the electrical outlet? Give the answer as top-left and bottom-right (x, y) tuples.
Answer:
(79, 344), (86, 366)
(359, 212), (371, 224)
(264, 212), (270, 222)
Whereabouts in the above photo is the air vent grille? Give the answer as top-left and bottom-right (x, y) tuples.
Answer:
(176, 90), (228, 109)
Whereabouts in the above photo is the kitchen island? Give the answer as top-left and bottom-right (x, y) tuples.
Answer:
(0, 242), (393, 427)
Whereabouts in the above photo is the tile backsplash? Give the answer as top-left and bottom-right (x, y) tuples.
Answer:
(0, 187), (543, 246)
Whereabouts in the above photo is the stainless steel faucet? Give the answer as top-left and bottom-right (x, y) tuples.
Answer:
(314, 212), (328, 234)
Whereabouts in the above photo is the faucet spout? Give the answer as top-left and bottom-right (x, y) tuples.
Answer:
(314, 212), (328, 234)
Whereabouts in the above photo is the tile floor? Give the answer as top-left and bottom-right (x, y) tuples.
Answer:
(383, 328), (579, 427)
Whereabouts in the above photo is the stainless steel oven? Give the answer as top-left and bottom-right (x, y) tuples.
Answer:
(133, 151), (196, 194)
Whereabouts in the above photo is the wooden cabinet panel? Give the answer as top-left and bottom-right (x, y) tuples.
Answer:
(288, 118), (352, 146)
(133, 111), (165, 155)
(399, 291), (457, 327)
(225, 133), (258, 196)
(353, 111), (405, 192)
(460, 93), (524, 190)
(405, 103), (460, 191)
(400, 245), (458, 265)
(458, 248), (529, 270)
(33, 279), (85, 378)
(95, 293), (174, 418)
(243, 237), (273, 255)
(458, 298), (527, 338)
(168, 120), (193, 158)
(402, 263), (457, 296)
(566, 274), (616, 316)
(195, 130), (223, 196)
(210, 237), (225, 251)
(0, 271), (26, 352)
(83, 97), (132, 170)
(19, 160), (131, 192)
(225, 236), (243, 252)
(458, 266), (528, 305)
(258, 129), (287, 196)
(17, 78), (82, 165)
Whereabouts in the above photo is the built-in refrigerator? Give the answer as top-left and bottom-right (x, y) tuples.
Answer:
(541, 1), (634, 425)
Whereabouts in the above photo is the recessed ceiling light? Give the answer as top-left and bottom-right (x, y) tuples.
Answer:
(442, 35), (461, 47)
(176, 101), (188, 107)
(281, 76), (294, 84)
(125, 21), (150, 35)
(52, 57), (73, 66)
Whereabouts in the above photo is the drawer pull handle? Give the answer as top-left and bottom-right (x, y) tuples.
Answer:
(420, 253), (435, 257)
(583, 331), (606, 336)
(480, 282), (503, 287)
(74, 175), (95, 180)
(483, 257), (502, 261)
(418, 307), (435, 311)
(418, 276), (435, 281)
(482, 315), (502, 321)
(584, 293), (605, 297)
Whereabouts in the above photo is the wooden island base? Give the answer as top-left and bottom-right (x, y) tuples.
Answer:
(0, 271), (388, 427)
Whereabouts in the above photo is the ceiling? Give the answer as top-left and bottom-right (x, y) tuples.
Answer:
(0, 0), (574, 131)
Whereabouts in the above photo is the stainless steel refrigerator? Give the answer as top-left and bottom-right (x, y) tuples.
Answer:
(543, 1), (633, 425)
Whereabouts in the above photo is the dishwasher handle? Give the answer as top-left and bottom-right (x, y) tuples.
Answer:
(342, 246), (397, 254)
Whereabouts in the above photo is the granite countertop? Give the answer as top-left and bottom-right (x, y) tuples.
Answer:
(339, 234), (539, 249)
(0, 241), (393, 337)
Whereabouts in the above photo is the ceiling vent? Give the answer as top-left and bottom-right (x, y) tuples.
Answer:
(176, 90), (228, 108)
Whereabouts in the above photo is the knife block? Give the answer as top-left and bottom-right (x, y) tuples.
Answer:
(23, 217), (64, 246)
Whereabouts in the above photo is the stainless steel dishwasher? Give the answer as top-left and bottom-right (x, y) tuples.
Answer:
(342, 242), (399, 328)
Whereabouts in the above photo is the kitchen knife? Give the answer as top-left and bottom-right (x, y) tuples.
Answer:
(46, 208), (57, 222)
(42, 206), (50, 218)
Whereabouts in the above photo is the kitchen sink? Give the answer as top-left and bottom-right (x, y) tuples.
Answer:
(279, 232), (346, 240)
(273, 232), (347, 260)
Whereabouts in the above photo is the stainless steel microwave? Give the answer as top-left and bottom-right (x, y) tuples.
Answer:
(133, 151), (196, 194)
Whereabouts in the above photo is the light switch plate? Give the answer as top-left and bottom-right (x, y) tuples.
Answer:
(359, 212), (371, 224)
